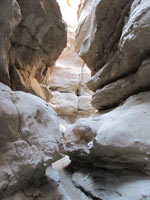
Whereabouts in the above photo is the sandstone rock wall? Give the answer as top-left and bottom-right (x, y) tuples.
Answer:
(0, 0), (67, 101)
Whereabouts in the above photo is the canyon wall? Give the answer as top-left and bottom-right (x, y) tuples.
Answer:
(76, 0), (150, 110)
(1, 0), (150, 199)
(0, 0), (67, 101)
(0, 1), (70, 199)
(60, 0), (150, 199)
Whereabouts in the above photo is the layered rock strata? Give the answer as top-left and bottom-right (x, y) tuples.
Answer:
(0, 0), (67, 101)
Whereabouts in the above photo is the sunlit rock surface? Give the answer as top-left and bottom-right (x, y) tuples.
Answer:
(0, 0), (67, 101)
(1, 0), (150, 199)
(0, 83), (61, 199)
(61, 91), (150, 199)
(49, 0), (95, 122)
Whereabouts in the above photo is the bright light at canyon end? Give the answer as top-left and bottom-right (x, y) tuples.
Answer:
(56, 0), (80, 26)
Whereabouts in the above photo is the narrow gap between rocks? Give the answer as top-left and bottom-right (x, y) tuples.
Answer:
(48, 0), (95, 126)
(1, 0), (150, 200)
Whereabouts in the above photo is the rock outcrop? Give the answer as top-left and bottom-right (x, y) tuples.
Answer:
(0, 83), (62, 199)
(1, 0), (150, 199)
(0, 0), (67, 101)
(75, 0), (133, 74)
(62, 91), (150, 199)
(76, 0), (150, 111)
(0, 82), (93, 200)
(58, 1), (150, 199)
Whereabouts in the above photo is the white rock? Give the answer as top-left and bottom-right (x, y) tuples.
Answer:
(52, 156), (71, 171)
(50, 91), (78, 116)
(0, 83), (61, 197)
(72, 170), (150, 200)
(64, 91), (150, 173)
(49, 66), (80, 93)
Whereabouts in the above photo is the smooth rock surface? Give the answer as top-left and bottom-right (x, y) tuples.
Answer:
(92, 59), (150, 110)
(50, 91), (78, 116)
(88, 0), (150, 91)
(49, 66), (80, 93)
(62, 91), (150, 173)
(78, 0), (150, 111)
(0, 83), (61, 198)
(61, 91), (150, 199)
(72, 169), (150, 200)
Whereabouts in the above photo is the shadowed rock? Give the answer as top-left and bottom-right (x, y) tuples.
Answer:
(0, 0), (67, 101)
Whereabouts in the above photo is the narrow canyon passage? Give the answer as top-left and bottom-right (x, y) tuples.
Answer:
(0, 0), (150, 200)
(49, 0), (95, 124)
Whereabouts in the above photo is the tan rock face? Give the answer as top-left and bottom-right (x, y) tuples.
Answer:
(0, 0), (67, 101)
(76, 0), (150, 111)
(0, 0), (21, 86)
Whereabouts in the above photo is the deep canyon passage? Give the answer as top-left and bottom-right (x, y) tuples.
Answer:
(0, 0), (150, 199)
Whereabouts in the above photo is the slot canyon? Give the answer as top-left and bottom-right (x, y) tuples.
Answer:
(0, 0), (150, 199)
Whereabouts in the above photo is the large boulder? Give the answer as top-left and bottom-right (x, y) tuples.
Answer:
(72, 169), (150, 200)
(0, 0), (67, 101)
(0, 83), (61, 198)
(61, 91), (150, 199)
(62, 91), (150, 173)
(92, 59), (150, 110)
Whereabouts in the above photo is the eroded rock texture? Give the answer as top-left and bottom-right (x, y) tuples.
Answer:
(0, 83), (62, 199)
(0, 0), (67, 101)
(76, 0), (150, 111)
(3, 167), (72, 200)
(62, 91), (150, 199)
